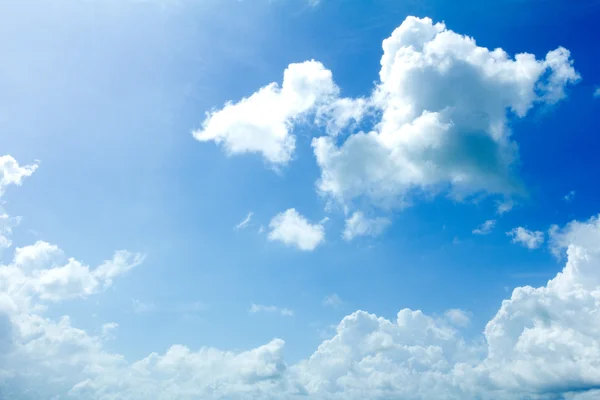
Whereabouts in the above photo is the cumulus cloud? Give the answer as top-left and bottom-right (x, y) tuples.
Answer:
(342, 211), (390, 241)
(507, 226), (545, 249)
(472, 219), (496, 235)
(193, 61), (338, 165)
(312, 17), (579, 208)
(249, 304), (294, 317)
(268, 208), (325, 251)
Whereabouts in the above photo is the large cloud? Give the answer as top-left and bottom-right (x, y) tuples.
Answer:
(313, 16), (579, 207)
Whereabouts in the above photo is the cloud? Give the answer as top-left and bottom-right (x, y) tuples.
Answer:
(235, 212), (254, 230)
(0, 155), (38, 195)
(0, 214), (21, 248)
(268, 208), (325, 251)
(507, 226), (545, 249)
(472, 219), (496, 235)
(101, 322), (119, 339)
(249, 304), (294, 317)
(342, 212), (390, 241)
(594, 87), (600, 98)
(6, 172), (600, 399)
(444, 308), (471, 327)
(312, 17), (578, 208)
(193, 61), (338, 165)
(1, 241), (144, 304)
(564, 190), (576, 202)
(496, 199), (514, 215)
(322, 293), (343, 309)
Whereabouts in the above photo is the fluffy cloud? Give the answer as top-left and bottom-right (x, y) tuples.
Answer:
(593, 87), (600, 98)
(193, 61), (338, 165)
(1, 241), (144, 304)
(313, 17), (579, 208)
(0, 155), (38, 195)
(249, 304), (294, 317)
(268, 208), (325, 251)
(342, 211), (390, 240)
(507, 226), (545, 249)
(473, 219), (496, 235)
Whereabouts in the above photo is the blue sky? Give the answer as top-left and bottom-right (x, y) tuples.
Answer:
(2, 0), (600, 399)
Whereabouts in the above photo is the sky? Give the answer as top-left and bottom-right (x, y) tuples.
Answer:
(1, 0), (600, 398)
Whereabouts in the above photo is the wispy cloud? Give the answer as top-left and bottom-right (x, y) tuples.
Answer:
(473, 220), (496, 235)
(594, 87), (600, 98)
(322, 293), (343, 309)
(564, 190), (576, 202)
(507, 227), (545, 249)
(235, 212), (253, 230)
(249, 303), (294, 317)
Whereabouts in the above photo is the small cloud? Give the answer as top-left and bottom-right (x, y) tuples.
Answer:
(594, 87), (600, 98)
(472, 220), (496, 235)
(322, 293), (343, 309)
(496, 199), (514, 215)
(507, 227), (545, 249)
(235, 212), (253, 230)
(249, 303), (294, 317)
(343, 212), (390, 241)
(268, 208), (325, 251)
(101, 322), (118, 339)
(564, 190), (576, 202)
(452, 236), (461, 245)
(132, 299), (154, 313)
(444, 309), (471, 327)
(258, 225), (265, 234)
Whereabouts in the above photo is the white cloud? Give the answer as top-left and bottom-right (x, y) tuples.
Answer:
(313, 16), (579, 208)
(472, 219), (496, 235)
(249, 303), (294, 317)
(496, 199), (514, 215)
(235, 212), (254, 230)
(342, 211), (390, 241)
(444, 308), (471, 327)
(564, 190), (576, 202)
(322, 293), (343, 309)
(193, 61), (338, 165)
(507, 226), (544, 249)
(0, 155), (38, 195)
(101, 322), (119, 338)
(268, 208), (325, 251)
(1, 241), (144, 304)
(0, 213), (20, 248)
(593, 87), (600, 98)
